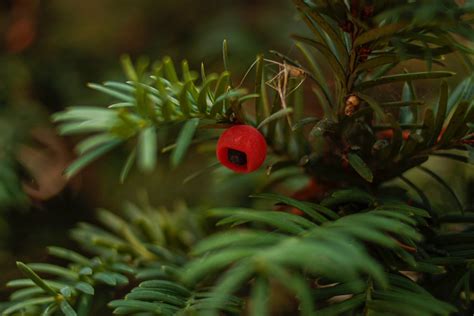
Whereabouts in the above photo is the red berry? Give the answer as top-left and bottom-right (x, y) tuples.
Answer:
(339, 20), (354, 33)
(362, 5), (375, 19)
(376, 129), (411, 141)
(216, 125), (267, 173)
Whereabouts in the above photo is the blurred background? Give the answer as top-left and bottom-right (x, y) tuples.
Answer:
(0, 0), (472, 301)
(0, 0), (300, 293)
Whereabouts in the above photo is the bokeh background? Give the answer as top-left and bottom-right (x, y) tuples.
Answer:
(0, 0), (472, 302)
(0, 0), (301, 291)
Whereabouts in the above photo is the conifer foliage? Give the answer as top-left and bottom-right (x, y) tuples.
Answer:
(2, 0), (474, 315)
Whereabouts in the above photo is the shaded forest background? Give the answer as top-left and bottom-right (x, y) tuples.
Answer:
(0, 0), (472, 300)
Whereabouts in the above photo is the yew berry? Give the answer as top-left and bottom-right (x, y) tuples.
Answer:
(376, 129), (411, 141)
(216, 125), (267, 173)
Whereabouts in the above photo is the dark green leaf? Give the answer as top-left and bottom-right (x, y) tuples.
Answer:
(293, 0), (347, 61)
(249, 277), (269, 316)
(347, 152), (373, 182)
(59, 300), (77, 316)
(296, 43), (333, 110)
(2, 297), (55, 315)
(109, 299), (162, 313)
(355, 93), (386, 119)
(210, 72), (230, 116)
(250, 193), (328, 223)
(417, 166), (463, 214)
(292, 117), (319, 131)
(354, 22), (408, 47)
(197, 75), (218, 113)
(376, 203), (430, 218)
(137, 126), (157, 173)
(170, 118), (199, 168)
(75, 282), (94, 296)
(257, 108), (293, 130)
(76, 134), (120, 155)
(354, 55), (400, 74)
(47, 247), (90, 266)
(447, 76), (473, 112)
(356, 71), (454, 91)
(139, 280), (191, 297)
(126, 290), (185, 306)
(381, 101), (424, 108)
(292, 35), (346, 81)
(120, 55), (138, 81)
(182, 248), (255, 284)
(321, 189), (375, 208)
(208, 208), (309, 234)
(16, 262), (57, 295)
(431, 80), (448, 145)
(179, 82), (193, 117)
(254, 55), (268, 124)
(87, 83), (133, 102)
(93, 272), (116, 286)
(162, 56), (179, 83)
(222, 39), (230, 72)
(315, 293), (365, 316)
(42, 303), (58, 316)
(27, 263), (78, 280)
(119, 148), (136, 184)
(65, 140), (121, 178)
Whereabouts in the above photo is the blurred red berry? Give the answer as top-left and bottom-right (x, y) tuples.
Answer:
(285, 179), (333, 215)
(339, 20), (354, 33)
(216, 125), (267, 173)
(376, 129), (411, 140)
(358, 47), (372, 62)
(362, 5), (375, 19)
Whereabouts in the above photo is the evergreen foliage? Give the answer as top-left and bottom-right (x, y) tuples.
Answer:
(2, 0), (474, 315)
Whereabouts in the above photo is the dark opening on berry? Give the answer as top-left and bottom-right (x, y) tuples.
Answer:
(227, 149), (247, 166)
(216, 125), (267, 173)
